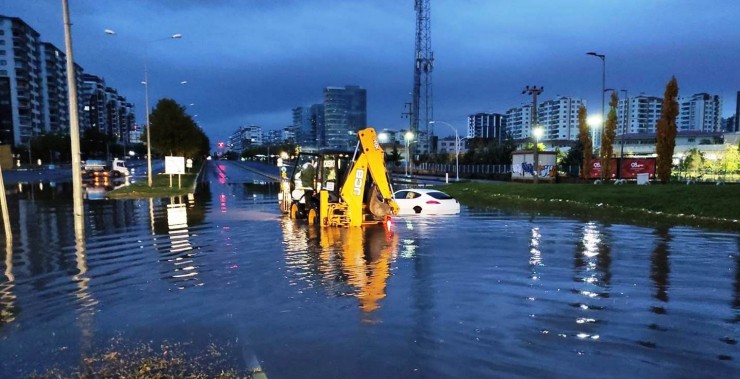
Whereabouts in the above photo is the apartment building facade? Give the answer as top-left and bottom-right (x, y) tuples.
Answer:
(466, 112), (506, 140)
(0, 15), (135, 149)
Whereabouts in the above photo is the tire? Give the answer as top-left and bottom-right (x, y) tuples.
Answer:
(290, 203), (299, 219)
(308, 208), (318, 225)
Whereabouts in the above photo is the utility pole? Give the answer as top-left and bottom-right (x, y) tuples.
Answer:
(62, 0), (85, 241)
(522, 85), (544, 184)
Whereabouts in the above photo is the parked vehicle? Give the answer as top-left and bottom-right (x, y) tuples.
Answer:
(392, 189), (460, 215)
(82, 158), (129, 179)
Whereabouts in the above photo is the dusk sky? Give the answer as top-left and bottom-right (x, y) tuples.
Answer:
(2, 0), (739, 144)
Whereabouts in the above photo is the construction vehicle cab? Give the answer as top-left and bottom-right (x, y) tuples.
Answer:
(280, 128), (398, 227)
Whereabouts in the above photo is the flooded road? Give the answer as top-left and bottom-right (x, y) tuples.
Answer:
(0, 161), (738, 378)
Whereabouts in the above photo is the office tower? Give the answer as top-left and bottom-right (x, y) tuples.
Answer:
(324, 85), (366, 150)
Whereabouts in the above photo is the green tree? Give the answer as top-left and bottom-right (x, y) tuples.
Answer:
(561, 140), (583, 177)
(31, 132), (71, 163)
(388, 145), (402, 167)
(682, 148), (704, 179)
(720, 144), (740, 174)
(601, 91), (618, 179)
(656, 76), (679, 183)
(577, 105), (592, 179)
(149, 98), (210, 159)
(81, 128), (116, 160)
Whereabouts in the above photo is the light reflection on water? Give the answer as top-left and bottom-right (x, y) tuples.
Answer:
(282, 220), (399, 317)
(0, 173), (738, 378)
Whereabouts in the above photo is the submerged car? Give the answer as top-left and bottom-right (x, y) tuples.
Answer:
(392, 189), (460, 215)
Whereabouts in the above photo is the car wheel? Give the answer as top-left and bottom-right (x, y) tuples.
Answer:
(413, 206), (422, 214)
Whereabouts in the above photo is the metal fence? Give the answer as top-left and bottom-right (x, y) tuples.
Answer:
(396, 163), (740, 183)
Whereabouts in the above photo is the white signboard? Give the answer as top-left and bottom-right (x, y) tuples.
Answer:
(165, 156), (185, 175)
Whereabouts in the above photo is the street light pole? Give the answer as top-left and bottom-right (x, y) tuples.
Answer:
(619, 89), (628, 179)
(522, 85), (544, 184)
(405, 138), (409, 176)
(404, 131), (414, 177)
(143, 34), (182, 187)
(429, 120), (460, 181)
(107, 30), (181, 186)
(142, 66), (153, 186)
(587, 51), (606, 180)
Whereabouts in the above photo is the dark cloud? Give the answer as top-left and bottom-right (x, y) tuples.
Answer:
(1, 0), (738, 143)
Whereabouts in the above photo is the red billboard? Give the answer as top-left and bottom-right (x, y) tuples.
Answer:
(619, 158), (656, 179)
(588, 158), (656, 179)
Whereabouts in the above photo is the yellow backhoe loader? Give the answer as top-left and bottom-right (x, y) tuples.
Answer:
(279, 128), (399, 227)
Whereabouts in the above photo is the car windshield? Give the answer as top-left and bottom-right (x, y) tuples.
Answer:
(427, 191), (453, 200)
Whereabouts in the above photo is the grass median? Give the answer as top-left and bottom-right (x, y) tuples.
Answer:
(107, 173), (197, 199)
(108, 162), (202, 199)
(438, 181), (740, 231)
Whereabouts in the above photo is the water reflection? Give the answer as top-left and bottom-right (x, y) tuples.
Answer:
(570, 222), (613, 340)
(734, 237), (739, 323)
(650, 226), (671, 304)
(1, 239), (16, 325)
(529, 227), (542, 281)
(281, 220), (399, 318)
(154, 196), (202, 290)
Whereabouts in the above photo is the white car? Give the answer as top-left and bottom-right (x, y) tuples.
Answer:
(392, 189), (461, 215)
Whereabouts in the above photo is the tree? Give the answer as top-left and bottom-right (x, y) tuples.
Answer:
(682, 148), (704, 179)
(577, 104), (592, 179)
(601, 91), (618, 179)
(31, 132), (71, 163)
(561, 140), (583, 177)
(149, 98), (210, 159)
(388, 145), (402, 167)
(81, 128), (115, 160)
(656, 76), (679, 183)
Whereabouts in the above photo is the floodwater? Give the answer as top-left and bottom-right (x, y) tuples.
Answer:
(0, 161), (738, 378)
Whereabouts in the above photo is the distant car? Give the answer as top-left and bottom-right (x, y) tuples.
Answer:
(392, 189), (461, 215)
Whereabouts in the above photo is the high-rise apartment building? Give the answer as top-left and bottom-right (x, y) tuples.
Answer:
(1, 15), (135, 149)
(505, 105), (532, 140)
(227, 125), (263, 152)
(618, 95), (662, 134)
(538, 97), (583, 141)
(466, 113), (506, 140)
(677, 93), (722, 132)
(40, 43), (69, 134)
(505, 96), (583, 142)
(323, 85), (366, 149)
(0, 16), (43, 146)
(292, 103), (324, 147)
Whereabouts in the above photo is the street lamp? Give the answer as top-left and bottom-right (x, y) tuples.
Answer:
(532, 126), (544, 183)
(619, 89), (628, 178)
(586, 51), (606, 152)
(143, 34), (182, 186)
(587, 115), (602, 179)
(404, 131), (414, 176)
(429, 120), (460, 182)
(107, 30), (182, 186)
